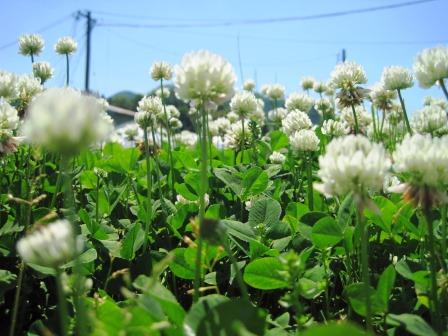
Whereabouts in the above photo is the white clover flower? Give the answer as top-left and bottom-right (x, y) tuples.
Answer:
(209, 117), (231, 136)
(0, 71), (17, 101)
(150, 61), (173, 81)
(321, 119), (349, 137)
(324, 83), (335, 97)
(413, 45), (448, 88)
(15, 74), (42, 107)
(330, 61), (367, 90)
(0, 99), (19, 130)
(412, 105), (448, 136)
(300, 76), (315, 91)
(17, 219), (75, 268)
(340, 105), (372, 131)
(243, 79), (256, 91)
(260, 84), (269, 95)
(123, 124), (139, 140)
(269, 151), (286, 164)
(166, 105), (180, 118)
(315, 98), (334, 117)
(170, 117), (182, 130)
(268, 107), (288, 124)
(135, 96), (163, 128)
(54, 36), (77, 55)
(22, 88), (112, 154)
(315, 135), (391, 197)
(381, 66), (414, 91)
(393, 134), (448, 187)
(369, 82), (396, 110)
(176, 130), (198, 147)
(18, 34), (44, 57)
(248, 99), (266, 126)
(155, 87), (171, 99)
(290, 129), (320, 152)
(313, 81), (327, 94)
(264, 84), (285, 101)
(423, 96), (448, 111)
(285, 92), (314, 112)
(230, 91), (258, 118)
(175, 50), (236, 105)
(281, 109), (312, 135)
(223, 121), (252, 150)
(226, 111), (239, 123)
(32, 61), (54, 84)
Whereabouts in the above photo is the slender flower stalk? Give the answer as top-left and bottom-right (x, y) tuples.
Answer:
(442, 205), (448, 272)
(425, 211), (442, 330)
(8, 262), (25, 336)
(160, 79), (175, 199)
(357, 205), (372, 333)
(142, 128), (152, 251)
(350, 104), (360, 134)
(396, 89), (412, 134)
(439, 79), (448, 101)
(60, 156), (87, 335)
(55, 268), (69, 336)
(306, 154), (314, 211)
(193, 103), (209, 302)
(65, 54), (70, 86)
(241, 118), (245, 163)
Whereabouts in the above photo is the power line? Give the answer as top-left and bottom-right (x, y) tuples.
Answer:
(91, 10), (223, 23)
(97, 0), (438, 29)
(105, 28), (181, 56)
(134, 27), (447, 46)
(0, 14), (75, 51)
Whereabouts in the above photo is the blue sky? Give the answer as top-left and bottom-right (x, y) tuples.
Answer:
(1, 0), (447, 113)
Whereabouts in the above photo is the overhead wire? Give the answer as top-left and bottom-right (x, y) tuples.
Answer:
(96, 0), (438, 29)
(0, 14), (75, 51)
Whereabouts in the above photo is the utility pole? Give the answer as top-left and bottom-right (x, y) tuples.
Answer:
(342, 48), (346, 63)
(76, 10), (96, 92)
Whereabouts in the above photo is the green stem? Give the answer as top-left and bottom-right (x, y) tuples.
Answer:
(370, 104), (377, 141)
(350, 104), (360, 134)
(193, 103), (209, 303)
(60, 155), (87, 336)
(306, 153), (314, 211)
(423, 210), (442, 333)
(380, 111), (386, 135)
(322, 250), (330, 319)
(441, 205), (447, 273)
(207, 113), (213, 174)
(160, 79), (175, 200)
(65, 53), (70, 86)
(222, 239), (249, 301)
(357, 204), (372, 333)
(151, 126), (166, 203)
(439, 79), (448, 101)
(241, 118), (245, 164)
(50, 156), (63, 208)
(55, 268), (69, 336)
(397, 89), (412, 135)
(8, 262), (25, 336)
(95, 173), (100, 224)
(142, 128), (152, 251)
